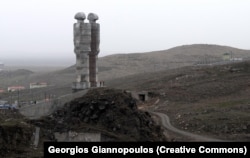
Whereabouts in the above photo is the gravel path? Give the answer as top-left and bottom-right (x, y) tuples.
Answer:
(150, 111), (224, 142)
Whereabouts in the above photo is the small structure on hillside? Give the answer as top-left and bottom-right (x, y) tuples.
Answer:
(30, 82), (48, 89)
(8, 86), (25, 92)
(131, 91), (149, 102)
(230, 58), (243, 61)
(72, 12), (100, 91)
(223, 52), (231, 61)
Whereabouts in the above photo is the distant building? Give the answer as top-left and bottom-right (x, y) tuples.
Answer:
(8, 86), (25, 92)
(230, 58), (243, 61)
(30, 82), (48, 89)
(223, 53), (230, 61)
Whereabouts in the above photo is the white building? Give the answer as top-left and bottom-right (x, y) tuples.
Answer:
(230, 58), (243, 61)
(8, 86), (25, 92)
(30, 82), (48, 89)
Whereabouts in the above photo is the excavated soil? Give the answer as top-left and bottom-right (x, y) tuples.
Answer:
(32, 88), (167, 141)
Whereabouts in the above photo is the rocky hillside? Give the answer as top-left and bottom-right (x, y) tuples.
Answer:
(99, 44), (250, 79)
(107, 60), (250, 141)
(58, 44), (250, 82)
(107, 60), (250, 100)
(0, 111), (38, 158)
(1, 44), (250, 89)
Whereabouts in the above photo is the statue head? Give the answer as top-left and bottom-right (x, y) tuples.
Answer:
(74, 12), (86, 23)
(87, 13), (98, 23)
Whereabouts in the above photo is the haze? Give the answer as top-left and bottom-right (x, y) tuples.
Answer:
(0, 0), (250, 66)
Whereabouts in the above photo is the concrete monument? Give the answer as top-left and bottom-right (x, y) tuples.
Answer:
(72, 12), (100, 91)
(88, 13), (100, 87)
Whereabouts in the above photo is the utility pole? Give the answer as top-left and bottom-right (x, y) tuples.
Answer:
(10, 92), (12, 104)
(17, 90), (20, 107)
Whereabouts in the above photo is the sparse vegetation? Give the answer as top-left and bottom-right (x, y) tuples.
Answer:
(107, 60), (250, 141)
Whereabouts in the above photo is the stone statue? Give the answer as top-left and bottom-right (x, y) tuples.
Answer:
(72, 12), (100, 91)
(88, 13), (100, 87)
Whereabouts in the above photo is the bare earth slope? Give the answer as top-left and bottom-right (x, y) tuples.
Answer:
(98, 44), (249, 80)
(60, 44), (250, 82)
(107, 61), (250, 141)
(1, 44), (250, 89)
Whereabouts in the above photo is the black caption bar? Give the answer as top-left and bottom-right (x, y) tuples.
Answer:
(44, 142), (249, 158)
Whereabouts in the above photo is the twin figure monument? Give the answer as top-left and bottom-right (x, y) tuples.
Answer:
(72, 12), (100, 91)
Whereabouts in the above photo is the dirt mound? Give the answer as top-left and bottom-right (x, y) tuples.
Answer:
(0, 111), (36, 158)
(34, 88), (167, 141)
(0, 123), (35, 158)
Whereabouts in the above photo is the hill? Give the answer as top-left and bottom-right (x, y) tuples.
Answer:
(107, 61), (250, 141)
(1, 44), (250, 97)
(0, 69), (34, 88)
(59, 44), (250, 82)
(97, 44), (250, 80)
(1, 44), (250, 142)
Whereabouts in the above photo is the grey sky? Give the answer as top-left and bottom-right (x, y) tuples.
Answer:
(0, 0), (250, 64)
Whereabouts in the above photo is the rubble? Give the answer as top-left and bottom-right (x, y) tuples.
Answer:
(32, 88), (167, 141)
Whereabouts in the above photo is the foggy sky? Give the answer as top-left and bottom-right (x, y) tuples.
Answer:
(0, 0), (250, 66)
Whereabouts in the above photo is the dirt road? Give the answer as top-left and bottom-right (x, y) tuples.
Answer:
(150, 111), (224, 142)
